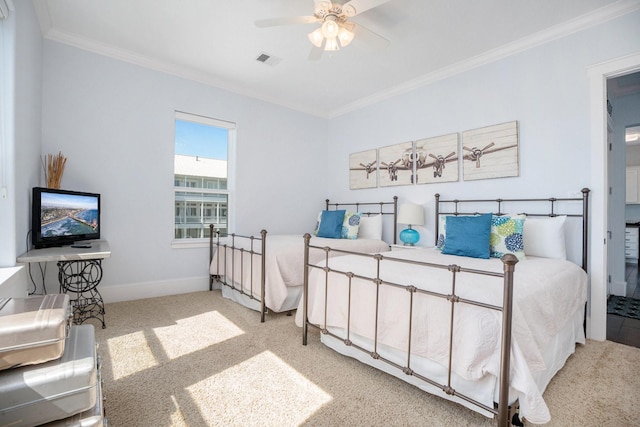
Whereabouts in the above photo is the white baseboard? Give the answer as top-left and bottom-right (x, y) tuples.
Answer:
(99, 276), (210, 304)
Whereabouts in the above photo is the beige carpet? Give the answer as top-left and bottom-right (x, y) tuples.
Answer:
(91, 291), (640, 426)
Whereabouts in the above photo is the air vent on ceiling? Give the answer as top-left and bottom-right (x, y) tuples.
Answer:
(255, 53), (282, 67)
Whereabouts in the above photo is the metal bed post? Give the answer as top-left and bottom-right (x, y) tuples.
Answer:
(498, 254), (518, 427)
(392, 196), (398, 245)
(260, 229), (267, 323)
(434, 193), (440, 246)
(230, 233), (236, 294)
(302, 233), (311, 345)
(581, 188), (590, 272)
(209, 224), (215, 291)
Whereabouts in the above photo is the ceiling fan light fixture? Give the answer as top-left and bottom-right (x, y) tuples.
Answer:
(308, 28), (324, 48)
(338, 26), (354, 47)
(324, 36), (339, 51)
(321, 18), (340, 39)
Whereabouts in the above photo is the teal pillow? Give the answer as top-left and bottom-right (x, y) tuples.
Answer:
(317, 210), (346, 239)
(442, 214), (492, 259)
(437, 214), (476, 250)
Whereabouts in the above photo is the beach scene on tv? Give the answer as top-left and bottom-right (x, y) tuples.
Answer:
(40, 192), (99, 237)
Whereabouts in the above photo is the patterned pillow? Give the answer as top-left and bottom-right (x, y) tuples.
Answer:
(490, 215), (526, 260)
(341, 212), (362, 239)
(314, 211), (362, 239)
(436, 214), (447, 250)
(313, 211), (322, 236)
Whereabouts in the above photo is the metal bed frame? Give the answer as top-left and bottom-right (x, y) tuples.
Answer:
(209, 197), (398, 322)
(301, 189), (590, 426)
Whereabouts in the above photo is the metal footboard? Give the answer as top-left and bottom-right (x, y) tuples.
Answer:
(209, 225), (267, 322)
(301, 235), (519, 426)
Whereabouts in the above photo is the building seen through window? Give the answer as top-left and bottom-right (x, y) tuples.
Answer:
(174, 112), (234, 240)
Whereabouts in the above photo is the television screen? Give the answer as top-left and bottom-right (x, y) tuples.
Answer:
(32, 187), (101, 248)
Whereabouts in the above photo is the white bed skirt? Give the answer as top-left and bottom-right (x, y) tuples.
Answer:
(220, 281), (302, 313)
(318, 305), (585, 422)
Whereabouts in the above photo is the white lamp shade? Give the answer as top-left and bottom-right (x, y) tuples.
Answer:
(308, 28), (324, 48)
(324, 36), (339, 51)
(397, 204), (424, 226)
(321, 19), (340, 38)
(338, 27), (355, 47)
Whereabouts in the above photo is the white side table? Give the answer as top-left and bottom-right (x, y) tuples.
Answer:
(17, 241), (110, 328)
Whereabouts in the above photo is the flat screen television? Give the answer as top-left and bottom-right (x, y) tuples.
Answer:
(31, 187), (101, 249)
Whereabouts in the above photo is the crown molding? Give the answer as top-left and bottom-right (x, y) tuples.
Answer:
(328, 0), (640, 118)
(37, 0), (640, 119)
(42, 27), (323, 117)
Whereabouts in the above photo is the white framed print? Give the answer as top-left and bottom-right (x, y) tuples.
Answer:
(415, 133), (459, 184)
(378, 141), (413, 187)
(349, 149), (378, 189)
(462, 121), (519, 181)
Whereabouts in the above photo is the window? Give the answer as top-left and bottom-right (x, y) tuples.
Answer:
(174, 111), (234, 243)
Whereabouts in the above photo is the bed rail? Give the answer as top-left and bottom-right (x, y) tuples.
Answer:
(435, 188), (590, 271)
(325, 196), (398, 245)
(209, 225), (268, 322)
(301, 235), (518, 426)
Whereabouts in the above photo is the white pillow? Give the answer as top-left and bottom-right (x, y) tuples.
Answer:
(523, 216), (567, 259)
(358, 215), (383, 240)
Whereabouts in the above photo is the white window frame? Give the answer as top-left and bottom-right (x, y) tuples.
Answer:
(171, 111), (235, 249)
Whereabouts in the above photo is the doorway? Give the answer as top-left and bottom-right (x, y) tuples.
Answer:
(588, 53), (640, 342)
(606, 74), (640, 347)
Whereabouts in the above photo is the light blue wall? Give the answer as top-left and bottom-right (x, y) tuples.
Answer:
(0, 0), (42, 268)
(326, 10), (640, 246)
(40, 41), (328, 298)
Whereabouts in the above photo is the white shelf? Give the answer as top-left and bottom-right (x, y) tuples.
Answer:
(390, 244), (430, 251)
(17, 241), (111, 264)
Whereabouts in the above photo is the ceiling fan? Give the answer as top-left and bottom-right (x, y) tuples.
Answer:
(255, 0), (392, 58)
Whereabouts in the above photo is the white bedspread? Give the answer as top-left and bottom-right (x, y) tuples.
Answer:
(210, 235), (390, 312)
(295, 248), (587, 424)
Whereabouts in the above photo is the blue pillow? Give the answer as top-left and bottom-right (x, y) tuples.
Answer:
(317, 210), (346, 239)
(442, 213), (492, 259)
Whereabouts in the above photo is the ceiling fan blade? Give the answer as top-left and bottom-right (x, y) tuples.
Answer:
(352, 22), (390, 49)
(255, 16), (318, 28)
(342, 0), (392, 17)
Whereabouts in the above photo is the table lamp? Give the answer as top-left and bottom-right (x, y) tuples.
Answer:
(397, 203), (425, 246)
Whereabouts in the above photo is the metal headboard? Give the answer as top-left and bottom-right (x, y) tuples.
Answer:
(434, 188), (590, 271)
(324, 196), (398, 245)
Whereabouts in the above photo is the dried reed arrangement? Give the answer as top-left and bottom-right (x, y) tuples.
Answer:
(42, 151), (67, 189)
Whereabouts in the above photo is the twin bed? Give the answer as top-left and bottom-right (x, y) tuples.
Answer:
(209, 190), (590, 426)
(209, 198), (397, 321)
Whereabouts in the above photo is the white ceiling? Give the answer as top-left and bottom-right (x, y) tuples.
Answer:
(33, 0), (636, 118)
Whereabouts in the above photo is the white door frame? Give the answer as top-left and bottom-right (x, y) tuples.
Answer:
(588, 52), (640, 340)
